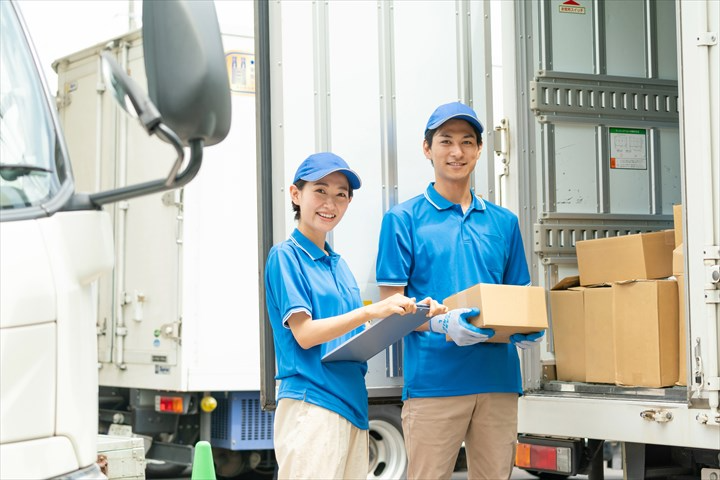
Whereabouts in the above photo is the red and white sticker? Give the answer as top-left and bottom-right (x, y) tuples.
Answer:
(559, 0), (586, 15)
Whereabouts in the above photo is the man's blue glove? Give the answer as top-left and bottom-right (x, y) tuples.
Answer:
(428, 308), (495, 346)
(510, 331), (545, 349)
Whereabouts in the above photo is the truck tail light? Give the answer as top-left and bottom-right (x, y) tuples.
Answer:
(155, 395), (184, 413)
(515, 441), (573, 474)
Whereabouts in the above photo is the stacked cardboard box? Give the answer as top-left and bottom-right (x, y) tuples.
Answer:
(549, 277), (613, 383)
(551, 227), (679, 388)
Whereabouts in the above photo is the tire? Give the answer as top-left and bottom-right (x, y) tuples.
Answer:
(145, 461), (189, 479)
(368, 405), (407, 480)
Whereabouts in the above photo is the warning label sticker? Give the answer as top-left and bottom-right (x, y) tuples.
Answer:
(559, 0), (586, 14)
(609, 127), (647, 170)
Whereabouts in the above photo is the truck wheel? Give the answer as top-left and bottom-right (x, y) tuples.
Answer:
(145, 461), (188, 478)
(368, 405), (407, 479)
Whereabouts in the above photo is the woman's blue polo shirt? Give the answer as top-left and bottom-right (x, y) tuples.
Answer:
(376, 183), (531, 400)
(265, 228), (369, 429)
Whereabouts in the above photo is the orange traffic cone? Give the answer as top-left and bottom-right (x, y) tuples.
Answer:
(191, 441), (216, 480)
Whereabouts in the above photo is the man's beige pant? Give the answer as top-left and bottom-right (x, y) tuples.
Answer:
(274, 398), (369, 480)
(402, 393), (518, 480)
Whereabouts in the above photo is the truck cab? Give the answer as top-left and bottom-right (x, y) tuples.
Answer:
(0, 1), (230, 477)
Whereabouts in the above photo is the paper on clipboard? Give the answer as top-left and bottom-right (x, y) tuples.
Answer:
(321, 305), (430, 363)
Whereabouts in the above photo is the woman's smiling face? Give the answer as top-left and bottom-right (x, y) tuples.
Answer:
(291, 171), (352, 243)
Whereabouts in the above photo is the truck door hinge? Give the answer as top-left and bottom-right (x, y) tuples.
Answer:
(493, 118), (510, 175)
(696, 32), (718, 46)
(159, 321), (181, 342)
(708, 265), (720, 283)
(162, 190), (184, 245)
(705, 289), (720, 304)
(97, 317), (107, 336)
(705, 376), (720, 392)
(640, 408), (673, 423)
(693, 338), (704, 391)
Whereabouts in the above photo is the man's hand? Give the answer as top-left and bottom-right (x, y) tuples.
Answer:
(428, 308), (494, 346)
(510, 331), (545, 349)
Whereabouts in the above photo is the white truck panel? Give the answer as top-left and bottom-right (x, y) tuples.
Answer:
(519, 396), (717, 450)
(45, 212), (115, 467)
(678, 0), (720, 416)
(0, 323), (56, 443)
(0, 220), (56, 328)
(0, 437), (79, 480)
(56, 31), (261, 393)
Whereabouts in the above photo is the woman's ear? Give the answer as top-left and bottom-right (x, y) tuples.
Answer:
(289, 184), (300, 205)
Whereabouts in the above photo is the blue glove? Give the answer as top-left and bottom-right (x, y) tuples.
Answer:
(428, 308), (495, 346)
(510, 331), (545, 349)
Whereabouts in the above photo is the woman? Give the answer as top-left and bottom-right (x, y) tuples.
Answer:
(264, 152), (423, 479)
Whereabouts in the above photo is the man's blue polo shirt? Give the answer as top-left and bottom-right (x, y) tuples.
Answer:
(376, 183), (531, 400)
(265, 228), (369, 429)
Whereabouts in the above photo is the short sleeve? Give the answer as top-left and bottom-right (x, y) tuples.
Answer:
(376, 208), (413, 287)
(265, 246), (312, 327)
(503, 216), (531, 286)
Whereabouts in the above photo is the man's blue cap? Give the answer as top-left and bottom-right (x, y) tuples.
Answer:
(425, 101), (484, 137)
(293, 152), (362, 189)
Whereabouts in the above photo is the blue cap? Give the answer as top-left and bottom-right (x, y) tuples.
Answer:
(425, 102), (484, 137)
(293, 152), (362, 189)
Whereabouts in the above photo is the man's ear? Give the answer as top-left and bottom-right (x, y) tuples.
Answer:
(475, 143), (483, 160)
(423, 139), (432, 160)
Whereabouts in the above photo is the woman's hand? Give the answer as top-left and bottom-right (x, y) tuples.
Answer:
(364, 293), (417, 320)
(417, 296), (448, 317)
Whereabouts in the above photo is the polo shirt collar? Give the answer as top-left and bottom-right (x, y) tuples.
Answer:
(290, 228), (336, 261)
(424, 182), (487, 212)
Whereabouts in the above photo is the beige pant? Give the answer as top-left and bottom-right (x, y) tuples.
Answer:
(402, 393), (518, 480)
(274, 398), (369, 480)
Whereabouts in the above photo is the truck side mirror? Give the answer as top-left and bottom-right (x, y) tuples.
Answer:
(80, 0), (231, 208)
(142, 0), (231, 147)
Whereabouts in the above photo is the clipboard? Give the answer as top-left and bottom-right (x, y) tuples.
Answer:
(321, 305), (430, 363)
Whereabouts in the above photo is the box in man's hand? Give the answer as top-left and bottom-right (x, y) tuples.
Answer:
(443, 283), (548, 343)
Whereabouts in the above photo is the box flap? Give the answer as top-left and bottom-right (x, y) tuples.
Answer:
(673, 204), (683, 247)
(551, 276), (580, 291)
(673, 245), (684, 275)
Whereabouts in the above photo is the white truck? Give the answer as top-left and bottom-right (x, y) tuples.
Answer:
(54, 0), (718, 478)
(0, 1), (231, 478)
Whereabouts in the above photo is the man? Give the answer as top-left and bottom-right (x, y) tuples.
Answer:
(376, 101), (544, 480)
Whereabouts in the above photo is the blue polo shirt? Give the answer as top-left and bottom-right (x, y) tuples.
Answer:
(265, 229), (369, 429)
(376, 183), (531, 400)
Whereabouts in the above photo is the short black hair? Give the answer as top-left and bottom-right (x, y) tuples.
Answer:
(424, 122), (484, 147)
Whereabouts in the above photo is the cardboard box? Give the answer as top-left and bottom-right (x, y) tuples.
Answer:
(584, 286), (615, 384)
(677, 274), (687, 386)
(443, 283), (548, 343)
(576, 230), (675, 286)
(613, 280), (679, 387)
(549, 277), (614, 383)
(673, 244), (684, 275)
(549, 277), (586, 382)
(673, 204), (683, 247)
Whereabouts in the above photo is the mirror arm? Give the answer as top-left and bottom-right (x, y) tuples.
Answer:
(155, 123), (186, 187)
(86, 137), (204, 207)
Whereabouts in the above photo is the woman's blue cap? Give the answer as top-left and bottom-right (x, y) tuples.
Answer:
(425, 101), (484, 137)
(293, 152), (362, 189)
